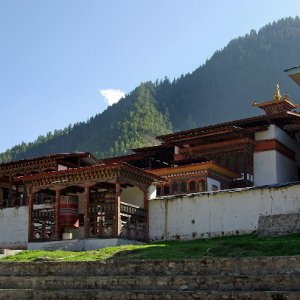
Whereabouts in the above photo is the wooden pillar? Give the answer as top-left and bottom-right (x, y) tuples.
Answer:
(143, 189), (150, 242)
(23, 185), (28, 205)
(54, 189), (61, 240)
(83, 185), (90, 238)
(114, 180), (121, 237)
(27, 187), (34, 241)
(8, 174), (13, 207)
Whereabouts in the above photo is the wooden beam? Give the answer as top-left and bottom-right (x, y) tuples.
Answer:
(143, 189), (149, 242)
(54, 189), (61, 240)
(83, 185), (89, 238)
(27, 187), (33, 241)
(114, 181), (121, 237)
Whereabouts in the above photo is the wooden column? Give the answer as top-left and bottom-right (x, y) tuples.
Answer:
(8, 174), (13, 207)
(23, 185), (28, 205)
(114, 180), (121, 237)
(83, 185), (90, 238)
(143, 188), (150, 242)
(27, 187), (34, 241)
(54, 189), (61, 240)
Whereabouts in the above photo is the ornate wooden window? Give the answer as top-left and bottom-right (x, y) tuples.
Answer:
(189, 181), (196, 193)
(31, 189), (57, 241)
(199, 180), (205, 192)
(180, 181), (187, 193)
(163, 184), (170, 195)
(156, 185), (162, 196)
(171, 182), (178, 194)
(34, 190), (55, 205)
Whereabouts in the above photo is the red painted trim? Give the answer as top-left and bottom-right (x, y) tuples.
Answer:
(255, 139), (295, 160)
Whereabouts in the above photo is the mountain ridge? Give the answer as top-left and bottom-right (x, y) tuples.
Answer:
(1, 16), (300, 163)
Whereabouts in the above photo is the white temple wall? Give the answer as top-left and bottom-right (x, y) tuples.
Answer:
(254, 150), (297, 186)
(149, 183), (300, 241)
(148, 185), (157, 199)
(0, 206), (28, 249)
(207, 178), (221, 191)
(276, 151), (298, 183)
(254, 150), (277, 185)
(255, 124), (300, 166)
(254, 125), (299, 185)
(121, 186), (144, 207)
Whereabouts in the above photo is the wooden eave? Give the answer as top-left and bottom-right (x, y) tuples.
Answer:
(0, 159), (58, 177)
(157, 112), (300, 144)
(254, 98), (297, 110)
(19, 162), (164, 188)
(178, 137), (256, 160)
(0, 152), (97, 176)
(100, 153), (151, 164)
(132, 144), (173, 153)
(149, 161), (240, 180)
(284, 66), (300, 86)
(284, 122), (300, 132)
(173, 126), (269, 147)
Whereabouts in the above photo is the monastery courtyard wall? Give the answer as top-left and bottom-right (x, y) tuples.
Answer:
(1, 183), (300, 248)
(149, 183), (300, 241)
(0, 205), (28, 249)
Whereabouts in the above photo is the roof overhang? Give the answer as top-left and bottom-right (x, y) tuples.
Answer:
(284, 66), (300, 86)
(149, 161), (241, 180)
(19, 162), (165, 189)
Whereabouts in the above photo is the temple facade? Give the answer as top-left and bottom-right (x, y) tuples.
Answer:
(1, 85), (300, 248)
(104, 85), (300, 195)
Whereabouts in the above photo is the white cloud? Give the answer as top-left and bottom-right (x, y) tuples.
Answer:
(99, 89), (125, 106)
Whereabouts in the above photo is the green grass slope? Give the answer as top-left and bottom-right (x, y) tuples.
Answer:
(2, 234), (300, 262)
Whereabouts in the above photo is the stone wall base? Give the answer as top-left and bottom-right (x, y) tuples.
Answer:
(257, 213), (300, 237)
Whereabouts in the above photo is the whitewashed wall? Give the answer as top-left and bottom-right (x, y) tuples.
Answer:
(254, 125), (299, 185)
(149, 183), (300, 241)
(276, 151), (298, 183)
(121, 186), (144, 207)
(0, 206), (28, 249)
(207, 178), (221, 191)
(254, 151), (277, 185)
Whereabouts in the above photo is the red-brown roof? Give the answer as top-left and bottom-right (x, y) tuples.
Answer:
(0, 152), (98, 176)
(19, 162), (164, 188)
(156, 111), (300, 144)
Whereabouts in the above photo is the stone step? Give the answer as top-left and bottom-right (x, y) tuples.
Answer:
(1, 256), (300, 276)
(0, 289), (299, 300)
(0, 275), (299, 291)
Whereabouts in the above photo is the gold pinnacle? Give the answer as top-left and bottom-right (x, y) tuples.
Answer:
(273, 84), (282, 101)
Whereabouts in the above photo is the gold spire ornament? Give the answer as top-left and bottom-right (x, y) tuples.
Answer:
(252, 83), (297, 114)
(273, 84), (282, 101)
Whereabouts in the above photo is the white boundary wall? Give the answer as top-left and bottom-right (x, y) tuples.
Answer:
(0, 206), (28, 249)
(149, 183), (300, 241)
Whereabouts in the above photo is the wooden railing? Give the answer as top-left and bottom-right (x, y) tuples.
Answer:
(0, 194), (27, 208)
(120, 202), (146, 220)
(88, 201), (146, 241)
(32, 208), (55, 241)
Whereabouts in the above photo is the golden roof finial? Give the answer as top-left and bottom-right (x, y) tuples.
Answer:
(273, 84), (282, 101)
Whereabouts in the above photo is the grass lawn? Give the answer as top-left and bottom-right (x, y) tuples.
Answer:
(1, 233), (299, 262)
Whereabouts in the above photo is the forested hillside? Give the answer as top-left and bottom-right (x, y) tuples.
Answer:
(1, 17), (300, 163)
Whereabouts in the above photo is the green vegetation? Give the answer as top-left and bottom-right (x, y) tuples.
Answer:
(1, 234), (300, 262)
(1, 17), (300, 162)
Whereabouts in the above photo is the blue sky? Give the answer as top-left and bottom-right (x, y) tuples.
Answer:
(0, 0), (299, 152)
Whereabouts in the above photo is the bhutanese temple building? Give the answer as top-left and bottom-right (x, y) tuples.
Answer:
(1, 84), (300, 249)
(104, 84), (300, 194)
